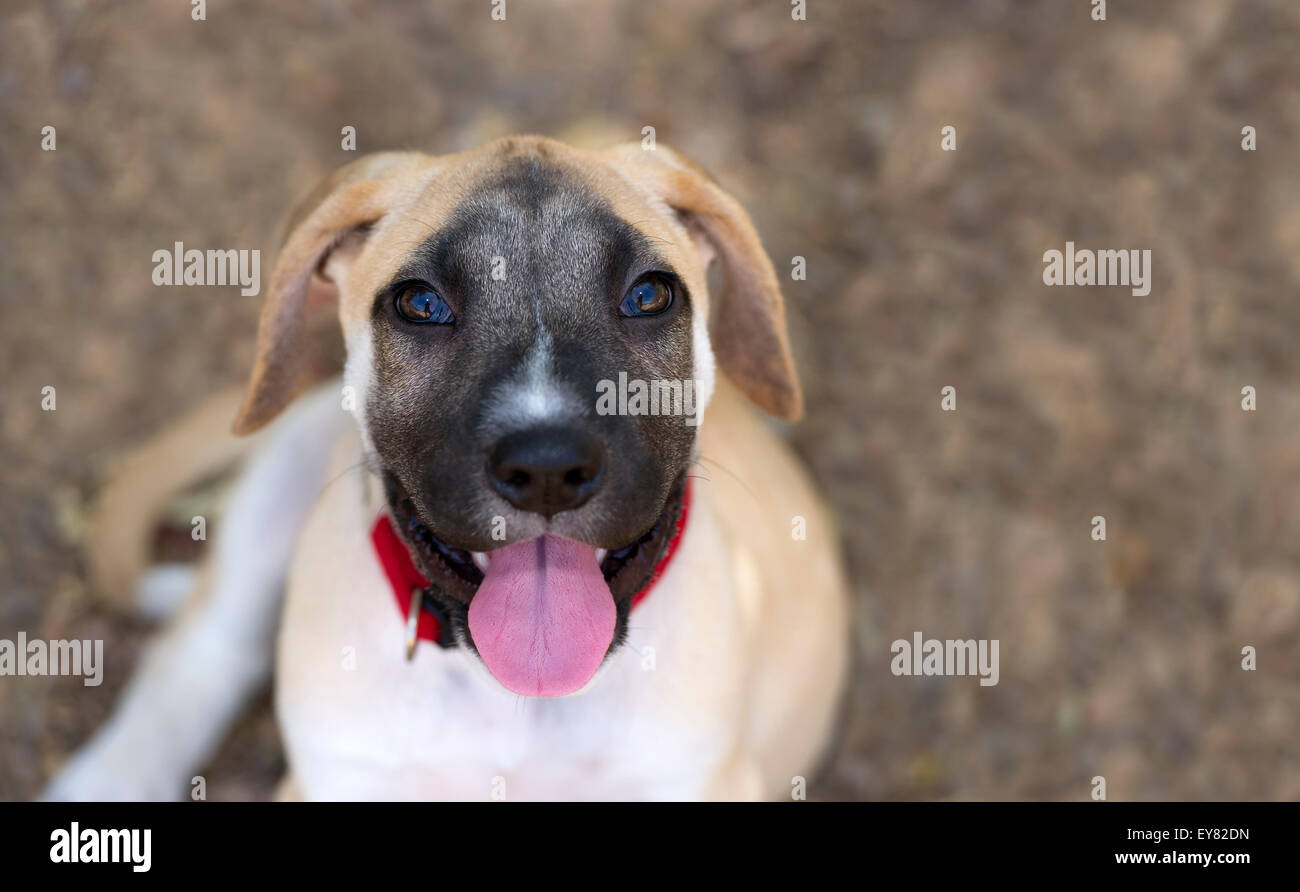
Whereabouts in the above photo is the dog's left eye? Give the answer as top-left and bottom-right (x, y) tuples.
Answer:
(619, 275), (674, 317)
(395, 284), (455, 324)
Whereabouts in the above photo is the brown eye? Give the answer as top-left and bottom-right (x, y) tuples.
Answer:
(395, 283), (455, 324)
(620, 275), (674, 317)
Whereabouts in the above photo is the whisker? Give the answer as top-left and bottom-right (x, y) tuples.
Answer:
(316, 459), (371, 497)
(693, 453), (758, 502)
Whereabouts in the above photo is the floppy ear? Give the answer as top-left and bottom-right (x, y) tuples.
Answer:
(232, 152), (435, 435)
(602, 144), (803, 421)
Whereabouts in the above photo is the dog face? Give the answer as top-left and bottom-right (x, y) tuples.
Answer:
(233, 137), (801, 697)
(368, 155), (699, 559)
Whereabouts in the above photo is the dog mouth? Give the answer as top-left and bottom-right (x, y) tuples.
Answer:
(385, 475), (686, 697)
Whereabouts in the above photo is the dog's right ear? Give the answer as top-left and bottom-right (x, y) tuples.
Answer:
(232, 152), (435, 435)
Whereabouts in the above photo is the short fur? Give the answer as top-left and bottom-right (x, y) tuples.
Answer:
(45, 137), (848, 801)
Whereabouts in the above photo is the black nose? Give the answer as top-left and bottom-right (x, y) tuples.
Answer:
(487, 427), (605, 517)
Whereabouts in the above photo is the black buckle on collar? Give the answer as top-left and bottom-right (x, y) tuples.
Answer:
(421, 588), (458, 649)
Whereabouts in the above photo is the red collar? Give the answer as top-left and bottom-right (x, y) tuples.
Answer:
(371, 480), (693, 656)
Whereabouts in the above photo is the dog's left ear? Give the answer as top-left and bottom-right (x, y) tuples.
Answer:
(232, 152), (436, 435)
(602, 144), (803, 421)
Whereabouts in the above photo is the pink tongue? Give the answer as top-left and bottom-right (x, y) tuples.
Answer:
(467, 535), (616, 697)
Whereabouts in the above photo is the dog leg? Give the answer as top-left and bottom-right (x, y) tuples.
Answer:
(41, 383), (349, 801)
(702, 754), (767, 802)
(84, 385), (255, 608)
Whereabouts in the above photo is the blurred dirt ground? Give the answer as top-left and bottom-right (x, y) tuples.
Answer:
(2, 0), (1299, 800)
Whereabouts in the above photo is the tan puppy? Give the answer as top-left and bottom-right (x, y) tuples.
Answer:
(45, 137), (849, 801)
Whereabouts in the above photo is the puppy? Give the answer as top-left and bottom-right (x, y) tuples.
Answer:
(45, 136), (850, 801)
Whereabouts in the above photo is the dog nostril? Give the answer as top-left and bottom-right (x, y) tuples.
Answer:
(487, 427), (605, 517)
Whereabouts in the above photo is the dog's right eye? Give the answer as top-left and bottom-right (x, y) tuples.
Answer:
(394, 284), (455, 324)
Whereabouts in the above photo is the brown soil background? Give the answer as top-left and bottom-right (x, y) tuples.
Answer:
(1, 0), (1298, 801)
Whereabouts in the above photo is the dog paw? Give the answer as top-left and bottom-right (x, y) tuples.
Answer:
(40, 745), (186, 802)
